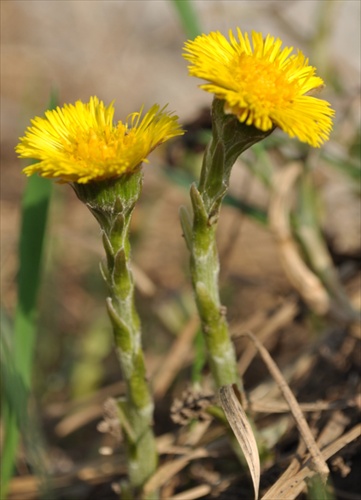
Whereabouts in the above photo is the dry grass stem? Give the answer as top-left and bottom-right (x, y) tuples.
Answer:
(143, 448), (212, 497)
(269, 162), (330, 315)
(153, 315), (199, 399)
(236, 300), (298, 376)
(241, 331), (330, 481)
(262, 424), (361, 499)
(55, 404), (104, 438)
(169, 484), (212, 500)
(248, 398), (356, 414)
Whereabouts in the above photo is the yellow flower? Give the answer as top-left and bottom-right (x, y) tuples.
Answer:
(16, 97), (184, 183)
(183, 29), (334, 147)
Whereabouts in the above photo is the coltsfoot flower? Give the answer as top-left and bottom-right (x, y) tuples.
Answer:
(183, 28), (334, 147)
(16, 97), (184, 183)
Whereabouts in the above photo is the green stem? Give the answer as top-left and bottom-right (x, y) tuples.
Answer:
(181, 99), (273, 389)
(188, 150), (240, 388)
(74, 173), (157, 498)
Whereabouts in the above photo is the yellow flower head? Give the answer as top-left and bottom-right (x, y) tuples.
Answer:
(16, 97), (184, 183)
(183, 28), (334, 147)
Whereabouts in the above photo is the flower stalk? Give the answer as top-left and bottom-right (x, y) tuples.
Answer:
(16, 97), (183, 499)
(182, 26), (334, 389)
(180, 99), (273, 388)
(15, 96), (184, 499)
(74, 173), (157, 496)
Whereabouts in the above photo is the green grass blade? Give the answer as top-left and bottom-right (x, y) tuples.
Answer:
(13, 174), (53, 378)
(1, 175), (53, 497)
(1, 94), (56, 497)
(0, 313), (23, 498)
(170, 0), (202, 39)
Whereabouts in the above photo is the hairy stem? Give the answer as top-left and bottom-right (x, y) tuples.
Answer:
(74, 174), (158, 498)
(182, 99), (273, 389)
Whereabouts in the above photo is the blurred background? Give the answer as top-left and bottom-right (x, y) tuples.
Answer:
(1, 1), (360, 499)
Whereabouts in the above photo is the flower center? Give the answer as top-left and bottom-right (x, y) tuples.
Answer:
(235, 54), (298, 111)
(64, 124), (134, 165)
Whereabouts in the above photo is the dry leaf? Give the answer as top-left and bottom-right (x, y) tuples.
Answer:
(219, 384), (260, 500)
